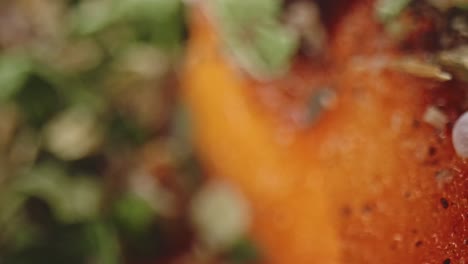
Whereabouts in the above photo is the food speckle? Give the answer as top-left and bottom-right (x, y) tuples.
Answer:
(443, 258), (451, 264)
(305, 88), (337, 125)
(428, 146), (437, 156)
(404, 191), (412, 198)
(415, 240), (424, 247)
(341, 206), (352, 217)
(412, 119), (422, 128)
(440, 197), (449, 209)
(392, 58), (452, 81)
(362, 203), (374, 214)
(423, 106), (448, 131)
(283, 1), (326, 57)
(434, 169), (454, 189)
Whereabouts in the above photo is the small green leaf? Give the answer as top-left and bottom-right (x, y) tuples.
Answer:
(10, 216), (42, 252)
(71, 0), (115, 35)
(252, 23), (298, 76)
(0, 190), (26, 228)
(64, 177), (102, 222)
(14, 164), (102, 223)
(84, 222), (121, 264)
(0, 53), (32, 101)
(112, 0), (184, 48)
(14, 74), (65, 128)
(112, 193), (155, 236)
(227, 237), (261, 263)
(375, 0), (412, 22)
(108, 114), (149, 146)
(212, 0), (298, 78)
(215, 0), (281, 25)
(114, 0), (181, 22)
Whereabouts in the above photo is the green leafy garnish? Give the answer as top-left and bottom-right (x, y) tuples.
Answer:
(227, 237), (261, 263)
(212, 0), (298, 78)
(112, 193), (156, 236)
(375, 0), (412, 22)
(0, 53), (32, 101)
(14, 163), (102, 223)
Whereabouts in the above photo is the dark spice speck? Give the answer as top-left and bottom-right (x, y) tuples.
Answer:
(440, 197), (449, 209)
(428, 146), (437, 156)
(443, 258), (451, 264)
(362, 203), (374, 214)
(404, 191), (412, 199)
(415, 240), (423, 247)
(341, 206), (352, 217)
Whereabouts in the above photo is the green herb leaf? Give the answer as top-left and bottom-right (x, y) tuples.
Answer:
(15, 164), (102, 223)
(375, 0), (412, 22)
(227, 237), (261, 263)
(212, 0), (298, 78)
(113, 0), (184, 48)
(112, 193), (156, 236)
(215, 0), (281, 25)
(252, 23), (298, 76)
(71, 0), (115, 35)
(14, 74), (65, 128)
(0, 53), (32, 101)
(84, 222), (121, 264)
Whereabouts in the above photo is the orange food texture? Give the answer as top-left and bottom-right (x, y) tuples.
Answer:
(183, 1), (468, 263)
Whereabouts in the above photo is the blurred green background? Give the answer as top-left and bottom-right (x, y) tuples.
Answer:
(0, 0), (258, 263)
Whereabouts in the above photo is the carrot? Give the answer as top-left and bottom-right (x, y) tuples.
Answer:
(183, 1), (468, 263)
